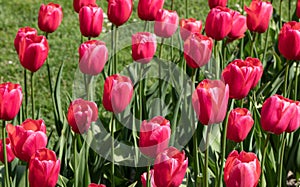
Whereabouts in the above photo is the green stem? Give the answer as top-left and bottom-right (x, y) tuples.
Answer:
(31, 72), (35, 119)
(139, 65), (144, 120)
(288, 0), (291, 20)
(278, 133), (287, 187)
(185, 0), (188, 18)
(260, 133), (270, 187)
(73, 135), (78, 187)
(204, 126), (211, 187)
(158, 38), (164, 114)
(294, 62), (299, 100)
(110, 114), (115, 187)
(24, 69), (28, 118)
(279, 0), (283, 29)
(26, 164), (29, 187)
(2, 121), (10, 187)
(114, 26), (118, 74)
(284, 62), (290, 97)
(146, 165), (151, 187)
(250, 32), (257, 57)
(262, 27), (270, 68)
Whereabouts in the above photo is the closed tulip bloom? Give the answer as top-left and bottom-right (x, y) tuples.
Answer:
(228, 10), (247, 41)
(278, 21), (300, 60)
(73, 0), (97, 13)
(226, 108), (254, 142)
(261, 95), (300, 134)
(102, 74), (134, 113)
(107, 0), (133, 26)
(205, 6), (232, 41)
(154, 147), (188, 187)
(141, 169), (156, 187)
(29, 148), (60, 187)
(180, 18), (202, 41)
(79, 40), (108, 75)
(221, 57), (263, 99)
(14, 27), (37, 54)
(184, 33), (213, 68)
(244, 0), (273, 33)
(0, 82), (22, 121)
(0, 138), (15, 163)
(154, 9), (179, 38)
(132, 32), (157, 64)
(88, 184), (106, 187)
(6, 119), (47, 162)
(79, 5), (104, 38)
(224, 150), (261, 187)
(38, 3), (63, 33)
(208, 0), (227, 9)
(138, 0), (164, 21)
(192, 79), (229, 125)
(139, 116), (171, 158)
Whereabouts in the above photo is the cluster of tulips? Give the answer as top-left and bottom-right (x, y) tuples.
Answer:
(1, 0), (300, 186)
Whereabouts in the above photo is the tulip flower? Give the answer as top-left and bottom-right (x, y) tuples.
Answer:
(192, 79), (229, 125)
(102, 74), (134, 113)
(208, 0), (227, 9)
(29, 148), (60, 187)
(139, 116), (171, 158)
(14, 27), (37, 54)
(179, 18), (202, 41)
(79, 5), (104, 38)
(107, 0), (133, 26)
(141, 169), (156, 187)
(38, 3), (63, 33)
(224, 150), (261, 187)
(226, 108), (254, 142)
(67, 98), (98, 134)
(228, 10), (247, 41)
(132, 32), (157, 64)
(88, 184), (106, 187)
(154, 9), (179, 38)
(221, 57), (263, 99)
(278, 21), (300, 60)
(244, 0), (273, 33)
(79, 40), (108, 75)
(261, 95), (300, 134)
(0, 82), (22, 121)
(73, 0), (97, 13)
(205, 6), (232, 41)
(0, 138), (15, 163)
(138, 0), (164, 21)
(6, 119), (47, 162)
(183, 33), (213, 68)
(153, 147), (188, 187)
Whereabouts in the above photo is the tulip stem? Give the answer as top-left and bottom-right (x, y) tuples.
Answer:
(159, 38), (164, 114)
(73, 135), (78, 187)
(294, 62), (299, 100)
(31, 72), (35, 119)
(146, 165), (151, 187)
(278, 133), (287, 187)
(250, 32), (257, 57)
(284, 62), (290, 97)
(262, 27), (270, 69)
(110, 114), (115, 187)
(2, 121), (10, 187)
(185, 0), (188, 18)
(260, 133), (270, 187)
(24, 69), (28, 118)
(279, 0), (282, 29)
(139, 65), (144, 120)
(26, 164), (29, 187)
(204, 126), (211, 187)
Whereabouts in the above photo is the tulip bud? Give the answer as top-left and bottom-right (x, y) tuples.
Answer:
(132, 32), (157, 64)
(88, 184), (106, 187)
(228, 10), (247, 41)
(261, 95), (300, 134)
(224, 150), (261, 187)
(244, 0), (273, 33)
(205, 6), (232, 41)
(226, 108), (254, 142)
(102, 74), (134, 113)
(139, 116), (171, 158)
(154, 9), (179, 38)
(73, 0), (97, 13)
(183, 33), (213, 68)
(154, 147), (188, 187)
(6, 119), (47, 162)
(107, 0), (133, 26)
(141, 169), (156, 187)
(138, 0), (164, 21)
(38, 3), (63, 33)
(192, 79), (229, 125)
(0, 138), (15, 163)
(180, 18), (202, 41)
(14, 27), (37, 54)
(79, 40), (108, 75)
(29, 148), (60, 187)
(79, 5), (104, 38)
(208, 0), (227, 9)
(67, 98), (98, 134)
(0, 82), (22, 121)
(221, 57), (263, 99)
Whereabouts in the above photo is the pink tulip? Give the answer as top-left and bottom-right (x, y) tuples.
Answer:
(154, 9), (179, 38)
(0, 138), (15, 163)
(107, 0), (133, 26)
(73, 0), (97, 13)
(79, 5), (104, 38)
(38, 3), (63, 33)
(179, 18), (202, 41)
(138, 0), (164, 21)
(297, 0), (300, 19)
(88, 184), (106, 187)
(228, 10), (247, 41)
(141, 169), (156, 187)
(14, 27), (37, 54)
(208, 0), (227, 9)
(132, 32), (157, 64)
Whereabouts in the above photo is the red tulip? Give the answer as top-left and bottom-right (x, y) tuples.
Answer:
(221, 57), (263, 99)
(183, 33), (213, 68)
(138, 0), (164, 21)
(29, 148), (60, 187)
(14, 27), (37, 54)
(297, 0), (300, 19)
(278, 21), (300, 60)
(107, 0), (133, 26)
(0, 138), (15, 163)
(208, 0), (227, 9)
(179, 18), (202, 41)
(0, 82), (22, 121)
(67, 98), (98, 134)
(261, 95), (300, 134)
(224, 150), (261, 187)
(205, 6), (232, 41)
(38, 3), (63, 33)
(6, 119), (47, 162)
(154, 9), (179, 38)
(226, 108), (254, 142)
(141, 169), (156, 187)
(79, 5), (104, 38)
(102, 74), (134, 113)
(244, 0), (273, 33)
(228, 10), (247, 41)
(153, 147), (188, 187)
(73, 0), (97, 13)
(79, 40), (108, 75)
(88, 184), (106, 187)
(132, 32), (157, 64)
(139, 116), (171, 158)
(192, 79), (229, 125)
